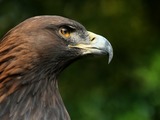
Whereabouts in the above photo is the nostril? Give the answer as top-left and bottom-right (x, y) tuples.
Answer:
(91, 37), (95, 41)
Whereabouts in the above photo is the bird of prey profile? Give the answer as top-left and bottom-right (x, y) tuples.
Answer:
(0, 16), (113, 120)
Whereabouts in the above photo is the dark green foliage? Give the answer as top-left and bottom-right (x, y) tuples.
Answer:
(0, 0), (159, 119)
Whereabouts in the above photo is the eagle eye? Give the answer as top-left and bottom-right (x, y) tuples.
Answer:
(59, 25), (75, 38)
(60, 28), (70, 38)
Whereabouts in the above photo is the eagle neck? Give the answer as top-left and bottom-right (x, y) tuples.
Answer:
(15, 70), (71, 120)
(0, 71), (70, 120)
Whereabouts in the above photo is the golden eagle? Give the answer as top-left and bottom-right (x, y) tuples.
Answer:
(0, 16), (113, 120)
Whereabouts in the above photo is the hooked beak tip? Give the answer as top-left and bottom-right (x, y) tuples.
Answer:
(108, 46), (113, 64)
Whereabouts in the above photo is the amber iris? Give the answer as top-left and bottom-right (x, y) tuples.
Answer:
(60, 28), (70, 38)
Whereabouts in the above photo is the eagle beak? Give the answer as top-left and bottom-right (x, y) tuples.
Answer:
(69, 31), (113, 63)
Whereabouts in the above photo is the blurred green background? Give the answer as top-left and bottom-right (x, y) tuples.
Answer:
(0, 0), (160, 120)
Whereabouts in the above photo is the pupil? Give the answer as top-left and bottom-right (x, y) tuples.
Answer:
(63, 28), (68, 34)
